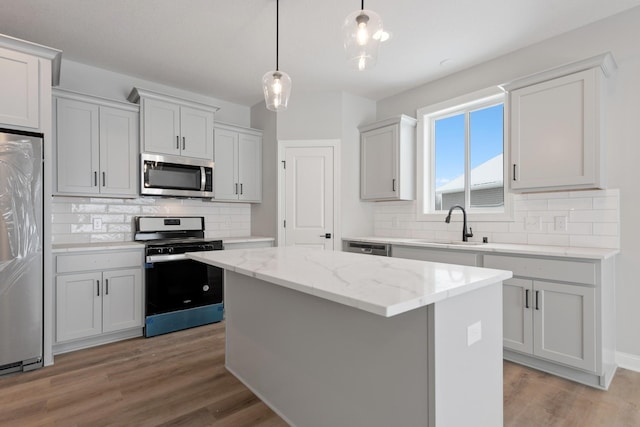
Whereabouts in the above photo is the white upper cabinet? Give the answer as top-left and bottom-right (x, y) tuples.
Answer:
(0, 47), (39, 128)
(0, 36), (60, 133)
(503, 52), (616, 192)
(213, 123), (262, 203)
(359, 115), (416, 201)
(54, 90), (138, 197)
(128, 87), (218, 160)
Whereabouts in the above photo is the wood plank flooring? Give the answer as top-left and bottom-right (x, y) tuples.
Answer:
(1, 322), (639, 426)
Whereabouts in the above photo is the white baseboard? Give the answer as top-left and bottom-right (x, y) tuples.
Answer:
(616, 351), (640, 372)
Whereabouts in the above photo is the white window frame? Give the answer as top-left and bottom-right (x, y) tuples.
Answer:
(416, 86), (513, 222)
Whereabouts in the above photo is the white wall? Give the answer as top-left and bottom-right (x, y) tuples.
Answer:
(376, 7), (640, 362)
(250, 102), (278, 240)
(60, 59), (250, 125)
(340, 92), (376, 237)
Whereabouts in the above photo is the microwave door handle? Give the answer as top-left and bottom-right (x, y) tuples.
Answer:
(200, 166), (206, 190)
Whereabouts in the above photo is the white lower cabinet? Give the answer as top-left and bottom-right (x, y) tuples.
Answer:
(54, 249), (143, 354)
(484, 253), (615, 389)
(502, 277), (596, 372)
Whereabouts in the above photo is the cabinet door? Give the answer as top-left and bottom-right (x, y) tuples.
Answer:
(361, 125), (398, 200)
(102, 268), (143, 333)
(238, 132), (262, 202)
(510, 69), (598, 191)
(56, 272), (102, 342)
(180, 106), (214, 159)
(502, 278), (533, 354)
(533, 280), (596, 371)
(55, 98), (100, 194)
(0, 47), (39, 128)
(141, 98), (181, 155)
(99, 106), (138, 196)
(213, 128), (239, 200)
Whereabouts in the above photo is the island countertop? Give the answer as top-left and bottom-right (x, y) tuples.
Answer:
(187, 246), (512, 317)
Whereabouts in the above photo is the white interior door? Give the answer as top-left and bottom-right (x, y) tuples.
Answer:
(283, 145), (335, 249)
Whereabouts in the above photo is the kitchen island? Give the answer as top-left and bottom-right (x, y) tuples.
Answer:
(187, 247), (512, 427)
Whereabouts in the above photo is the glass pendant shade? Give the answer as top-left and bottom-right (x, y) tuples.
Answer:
(342, 8), (383, 71)
(262, 70), (292, 112)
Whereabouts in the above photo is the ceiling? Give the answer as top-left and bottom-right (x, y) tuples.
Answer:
(1, 0), (639, 107)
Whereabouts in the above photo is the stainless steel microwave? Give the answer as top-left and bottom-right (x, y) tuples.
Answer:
(141, 153), (214, 198)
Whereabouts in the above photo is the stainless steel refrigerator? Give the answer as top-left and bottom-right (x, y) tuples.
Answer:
(0, 128), (43, 375)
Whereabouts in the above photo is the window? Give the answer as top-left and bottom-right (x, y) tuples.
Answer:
(417, 88), (511, 221)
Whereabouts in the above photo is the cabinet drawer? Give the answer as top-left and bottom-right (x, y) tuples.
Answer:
(56, 251), (143, 273)
(483, 254), (596, 285)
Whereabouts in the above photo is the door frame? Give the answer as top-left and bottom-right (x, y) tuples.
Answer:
(277, 139), (341, 250)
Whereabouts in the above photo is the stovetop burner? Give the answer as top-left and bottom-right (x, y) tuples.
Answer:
(134, 216), (223, 253)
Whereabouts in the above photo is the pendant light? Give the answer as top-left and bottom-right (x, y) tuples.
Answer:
(342, 0), (386, 71)
(263, 0), (291, 112)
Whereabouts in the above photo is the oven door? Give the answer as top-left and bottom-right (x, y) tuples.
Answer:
(145, 258), (223, 316)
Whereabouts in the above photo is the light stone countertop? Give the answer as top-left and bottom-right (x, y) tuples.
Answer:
(187, 246), (512, 317)
(221, 236), (275, 244)
(52, 241), (145, 253)
(343, 236), (619, 260)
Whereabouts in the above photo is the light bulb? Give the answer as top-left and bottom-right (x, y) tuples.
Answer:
(272, 77), (282, 95)
(355, 13), (370, 46)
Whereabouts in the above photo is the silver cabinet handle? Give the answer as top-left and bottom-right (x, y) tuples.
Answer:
(240, 183), (243, 195)
(105, 279), (109, 295)
(102, 171), (106, 187)
(235, 183), (238, 195)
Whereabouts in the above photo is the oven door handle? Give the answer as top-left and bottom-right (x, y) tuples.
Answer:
(146, 253), (190, 263)
(201, 166), (206, 191)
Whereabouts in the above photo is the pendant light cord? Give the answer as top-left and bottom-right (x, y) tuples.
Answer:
(361, 0), (364, 10)
(276, 0), (280, 71)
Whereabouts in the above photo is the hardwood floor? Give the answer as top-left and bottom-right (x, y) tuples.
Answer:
(1, 322), (638, 426)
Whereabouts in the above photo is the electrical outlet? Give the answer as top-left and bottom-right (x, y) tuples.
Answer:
(467, 321), (482, 347)
(554, 216), (568, 232)
(92, 218), (102, 231)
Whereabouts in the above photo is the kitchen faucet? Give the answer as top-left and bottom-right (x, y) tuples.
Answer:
(445, 205), (473, 242)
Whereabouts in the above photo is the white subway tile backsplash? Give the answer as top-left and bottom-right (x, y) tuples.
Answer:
(593, 196), (619, 210)
(570, 235), (619, 249)
(515, 199), (548, 211)
(547, 197), (593, 210)
(373, 188), (620, 249)
(51, 197), (251, 244)
(569, 210), (619, 223)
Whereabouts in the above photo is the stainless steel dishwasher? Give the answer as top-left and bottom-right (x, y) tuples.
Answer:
(344, 241), (391, 256)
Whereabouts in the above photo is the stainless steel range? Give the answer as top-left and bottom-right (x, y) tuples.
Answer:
(134, 216), (223, 337)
